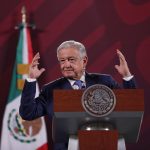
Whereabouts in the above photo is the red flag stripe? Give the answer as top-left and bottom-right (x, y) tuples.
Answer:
(26, 28), (33, 62)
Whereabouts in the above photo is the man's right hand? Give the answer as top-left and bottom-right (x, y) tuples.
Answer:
(28, 52), (45, 79)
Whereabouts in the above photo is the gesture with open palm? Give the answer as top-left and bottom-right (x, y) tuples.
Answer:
(115, 49), (132, 78)
(28, 52), (45, 79)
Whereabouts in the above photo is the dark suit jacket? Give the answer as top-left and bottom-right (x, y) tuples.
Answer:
(19, 73), (136, 150)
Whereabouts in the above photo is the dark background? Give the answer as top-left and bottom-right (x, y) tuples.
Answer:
(0, 0), (150, 149)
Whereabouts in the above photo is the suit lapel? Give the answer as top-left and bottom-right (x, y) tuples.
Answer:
(85, 72), (96, 88)
(60, 78), (73, 89)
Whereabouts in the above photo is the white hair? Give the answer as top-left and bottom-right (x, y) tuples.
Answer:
(57, 40), (87, 58)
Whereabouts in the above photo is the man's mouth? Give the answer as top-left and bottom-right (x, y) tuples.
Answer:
(63, 69), (74, 71)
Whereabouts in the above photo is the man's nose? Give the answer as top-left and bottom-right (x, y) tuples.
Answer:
(64, 59), (71, 66)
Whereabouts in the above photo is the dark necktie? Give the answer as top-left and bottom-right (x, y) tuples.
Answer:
(73, 80), (84, 89)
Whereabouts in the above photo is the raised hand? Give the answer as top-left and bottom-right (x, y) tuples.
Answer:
(115, 49), (132, 78)
(28, 52), (45, 79)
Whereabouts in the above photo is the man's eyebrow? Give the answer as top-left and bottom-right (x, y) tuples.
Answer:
(59, 56), (76, 59)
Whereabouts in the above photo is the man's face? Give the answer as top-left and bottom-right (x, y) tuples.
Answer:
(57, 48), (88, 80)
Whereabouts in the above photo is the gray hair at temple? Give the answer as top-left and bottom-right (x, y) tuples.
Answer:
(57, 40), (87, 58)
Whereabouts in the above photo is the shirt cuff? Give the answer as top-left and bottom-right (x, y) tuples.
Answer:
(123, 75), (134, 81)
(26, 78), (36, 82)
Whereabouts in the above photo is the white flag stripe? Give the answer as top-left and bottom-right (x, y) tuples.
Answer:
(22, 27), (28, 64)
(22, 27), (29, 80)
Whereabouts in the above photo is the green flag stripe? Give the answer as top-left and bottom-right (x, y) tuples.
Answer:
(8, 62), (21, 102)
(17, 28), (23, 64)
(8, 27), (25, 102)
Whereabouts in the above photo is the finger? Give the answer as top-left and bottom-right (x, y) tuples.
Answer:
(116, 49), (125, 60)
(31, 61), (39, 68)
(33, 52), (39, 59)
(116, 49), (126, 64)
(32, 52), (40, 63)
(39, 68), (46, 74)
(114, 65), (119, 71)
(114, 65), (122, 75)
(31, 52), (40, 67)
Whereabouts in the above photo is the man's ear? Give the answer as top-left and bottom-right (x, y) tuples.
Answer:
(83, 56), (88, 67)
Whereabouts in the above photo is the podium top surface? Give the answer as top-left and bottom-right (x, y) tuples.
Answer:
(54, 89), (144, 112)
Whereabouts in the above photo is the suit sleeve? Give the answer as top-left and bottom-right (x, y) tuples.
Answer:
(105, 75), (137, 89)
(123, 77), (137, 89)
(19, 80), (50, 120)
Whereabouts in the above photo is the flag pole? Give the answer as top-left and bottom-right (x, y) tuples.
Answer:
(15, 6), (36, 30)
(21, 6), (27, 25)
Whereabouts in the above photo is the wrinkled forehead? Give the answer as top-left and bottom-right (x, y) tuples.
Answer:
(57, 47), (81, 59)
(57, 45), (81, 54)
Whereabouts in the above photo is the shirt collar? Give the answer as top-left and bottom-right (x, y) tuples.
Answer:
(68, 73), (85, 87)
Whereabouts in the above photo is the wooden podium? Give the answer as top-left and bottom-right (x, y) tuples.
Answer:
(52, 89), (144, 150)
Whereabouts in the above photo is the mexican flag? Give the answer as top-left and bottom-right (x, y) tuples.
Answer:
(0, 24), (48, 150)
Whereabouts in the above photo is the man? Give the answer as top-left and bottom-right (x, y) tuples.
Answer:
(19, 40), (136, 150)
